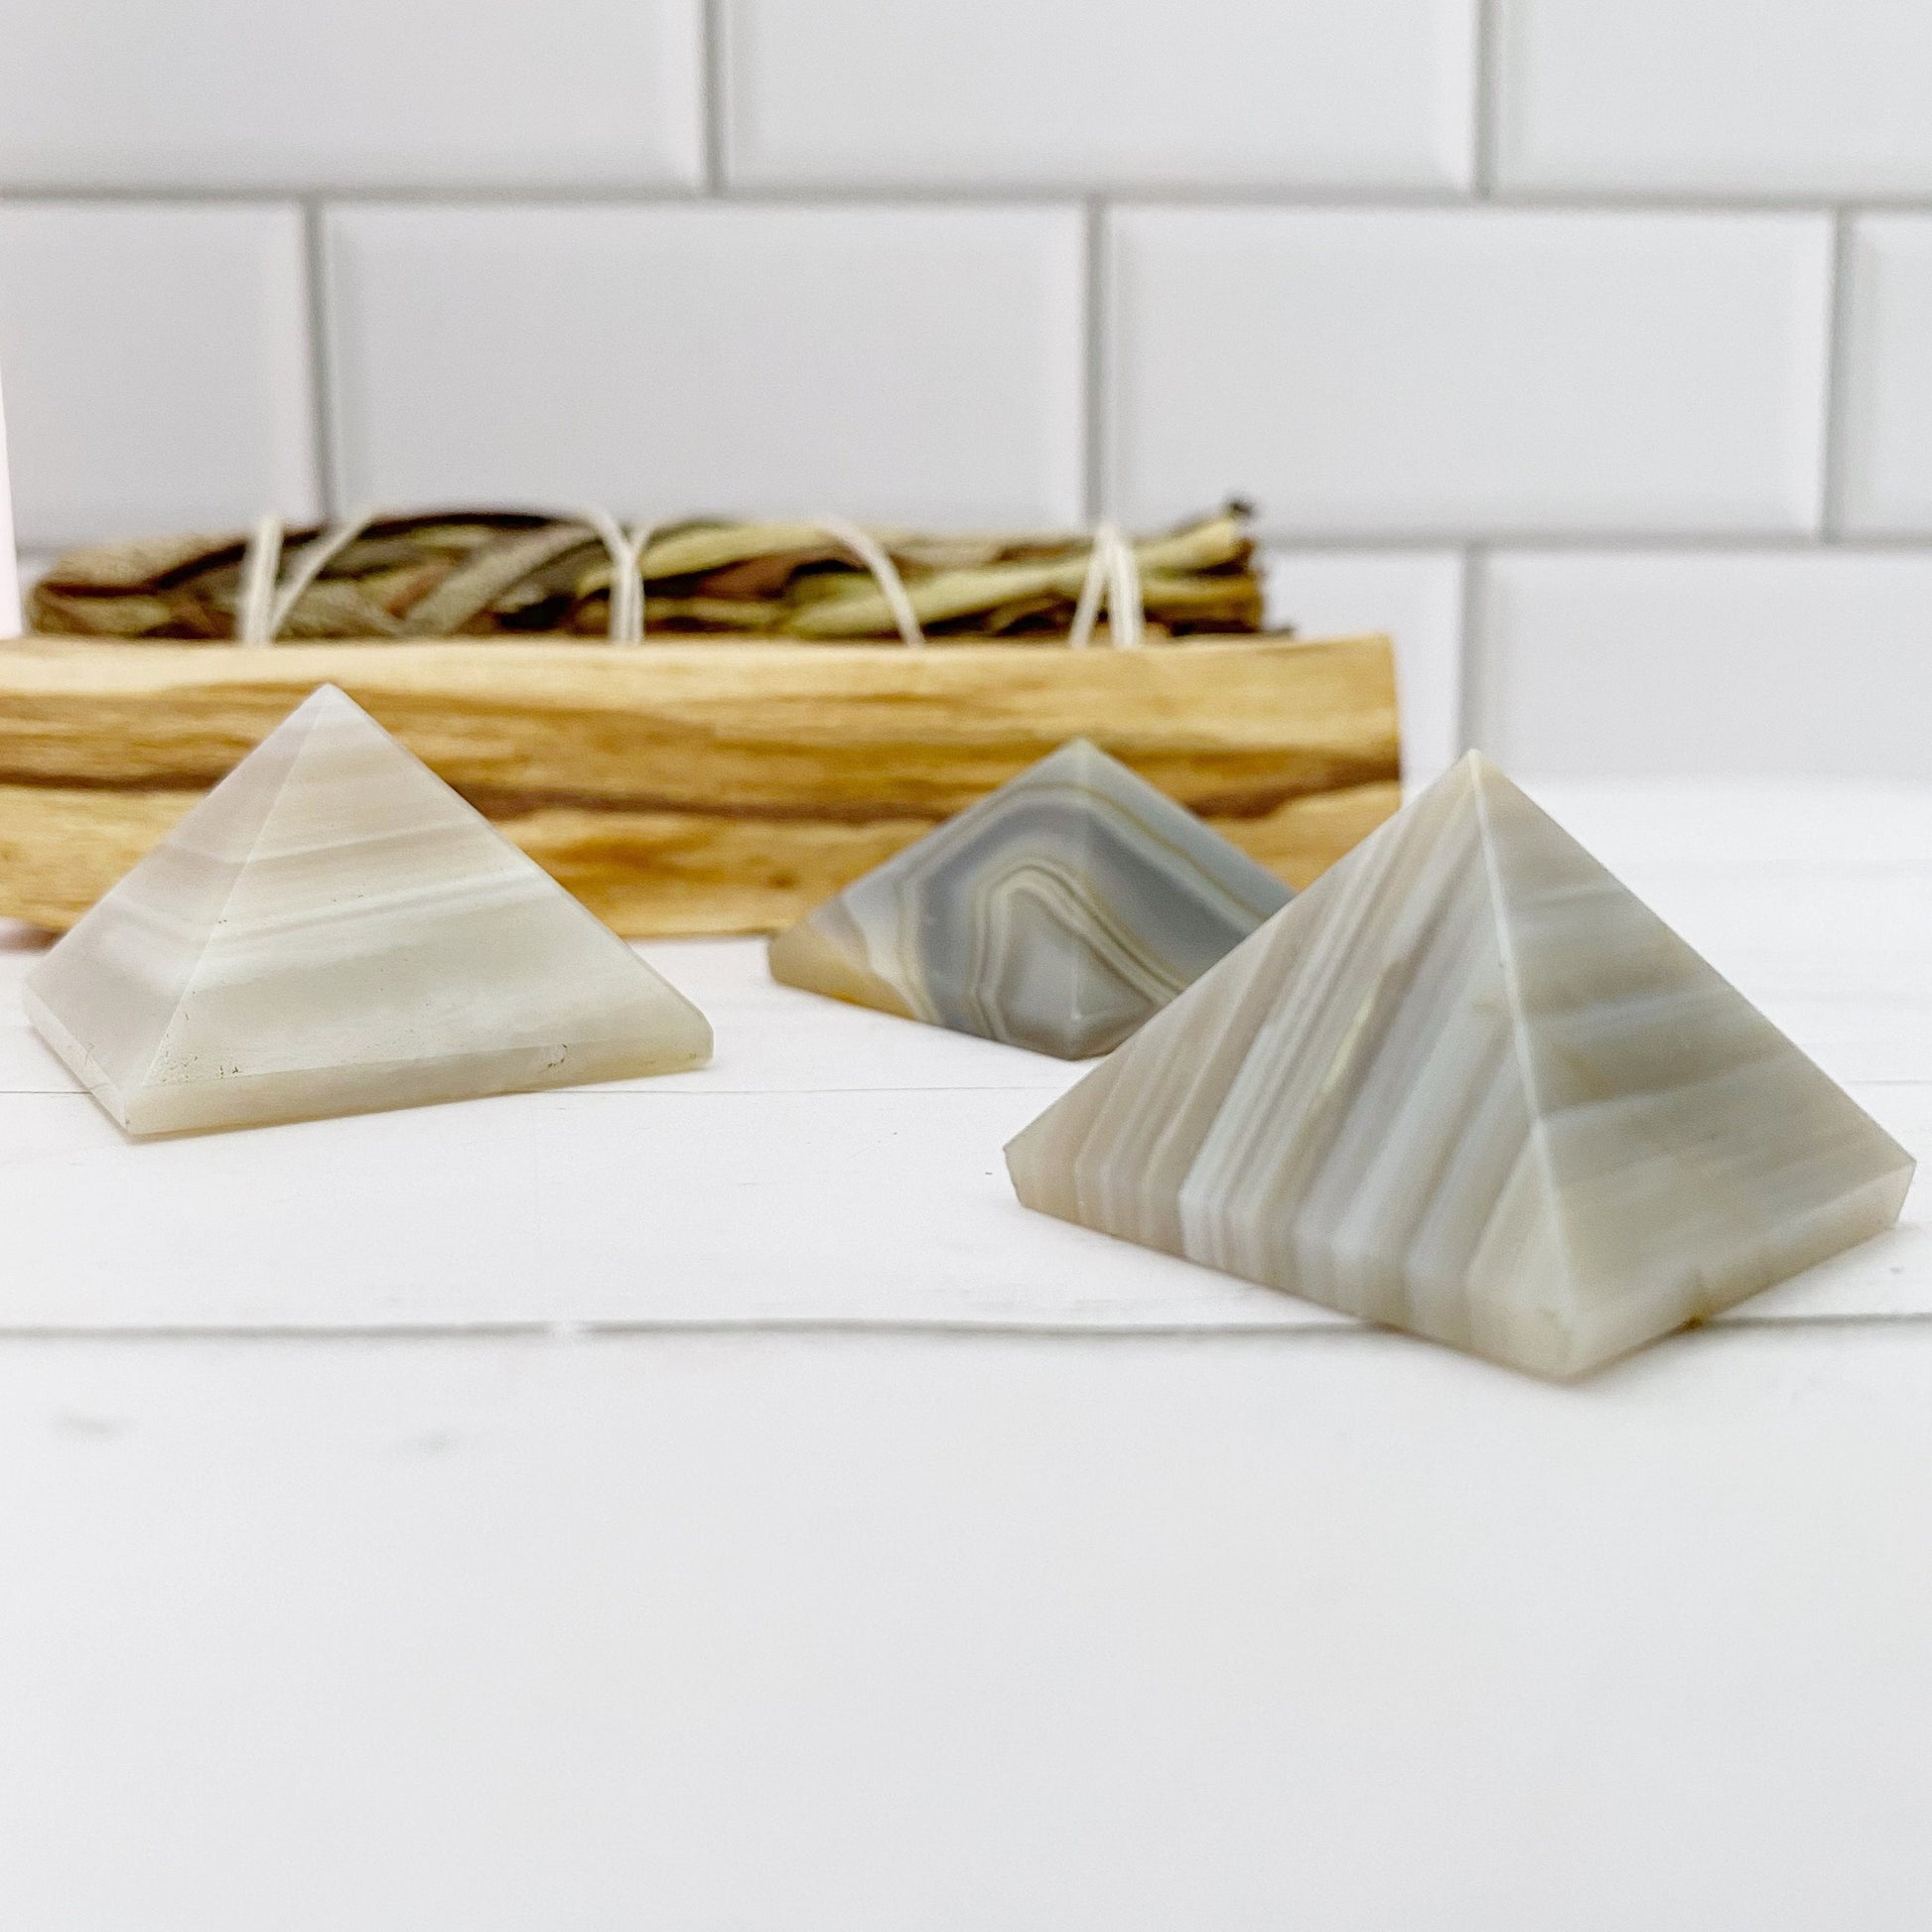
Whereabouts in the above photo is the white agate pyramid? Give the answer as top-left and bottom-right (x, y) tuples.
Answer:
(26, 684), (711, 1135)
(1007, 753), (1914, 1379)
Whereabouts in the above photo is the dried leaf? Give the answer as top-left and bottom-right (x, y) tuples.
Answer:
(25, 506), (1267, 644)
(399, 524), (602, 636)
(40, 532), (252, 593)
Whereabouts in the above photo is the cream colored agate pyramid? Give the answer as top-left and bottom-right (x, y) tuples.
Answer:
(25, 685), (711, 1135)
(769, 738), (1292, 1058)
(1006, 753), (1913, 1378)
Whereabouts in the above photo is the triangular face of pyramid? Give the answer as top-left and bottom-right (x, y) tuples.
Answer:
(767, 738), (1292, 1058)
(26, 685), (711, 1135)
(1005, 752), (1914, 1378)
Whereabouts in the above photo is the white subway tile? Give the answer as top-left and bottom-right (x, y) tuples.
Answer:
(324, 206), (1086, 526)
(0, 205), (317, 550)
(726, 0), (1475, 192)
(1264, 551), (1464, 790)
(1841, 217), (1932, 536)
(1108, 208), (1832, 538)
(1495, 0), (1932, 196)
(0, 0), (701, 190)
(1476, 551), (1932, 779)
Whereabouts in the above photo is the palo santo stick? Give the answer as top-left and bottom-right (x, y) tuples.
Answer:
(0, 631), (1397, 934)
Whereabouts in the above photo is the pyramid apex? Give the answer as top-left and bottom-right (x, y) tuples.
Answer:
(261, 682), (375, 751)
(295, 681), (391, 731)
(1464, 747), (1526, 788)
(1035, 735), (1112, 775)
(1429, 748), (1542, 820)
(292, 680), (358, 715)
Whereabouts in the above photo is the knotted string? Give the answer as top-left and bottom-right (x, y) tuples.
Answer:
(1065, 519), (1145, 650)
(237, 508), (378, 645)
(235, 510), (1146, 648)
(576, 507), (652, 646)
(235, 514), (283, 646)
(813, 515), (924, 648)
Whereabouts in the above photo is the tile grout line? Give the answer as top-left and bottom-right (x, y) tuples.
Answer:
(1259, 529), (1932, 553)
(1455, 544), (1485, 755)
(1819, 207), (1857, 539)
(19, 182), (1932, 215)
(0, 1083), (1084, 1099)
(0, 1311), (1926, 1347)
(299, 200), (341, 520)
(1470, 0), (1501, 198)
(699, 0), (728, 194)
(1082, 197), (1107, 523)
(5, 1067), (1915, 1101)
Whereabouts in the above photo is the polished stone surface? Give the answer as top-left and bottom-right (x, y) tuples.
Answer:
(1006, 753), (1916, 1378)
(767, 738), (1291, 1059)
(26, 685), (711, 1135)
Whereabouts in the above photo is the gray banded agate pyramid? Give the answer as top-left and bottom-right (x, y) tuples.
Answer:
(26, 685), (711, 1135)
(1007, 752), (1913, 1378)
(767, 738), (1292, 1059)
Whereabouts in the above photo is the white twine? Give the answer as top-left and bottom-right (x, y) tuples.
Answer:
(1065, 520), (1145, 651)
(237, 507), (379, 645)
(233, 510), (1146, 649)
(235, 513), (284, 646)
(575, 507), (654, 646)
(814, 515), (924, 648)
(273, 509), (378, 640)
(620, 523), (653, 642)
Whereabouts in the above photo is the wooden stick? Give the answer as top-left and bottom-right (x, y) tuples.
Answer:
(0, 632), (1400, 934)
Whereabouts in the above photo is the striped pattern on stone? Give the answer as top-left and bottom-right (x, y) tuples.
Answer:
(26, 685), (711, 1136)
(767, 738), (1292, 1059)
(1005, 753), (1914, 1378)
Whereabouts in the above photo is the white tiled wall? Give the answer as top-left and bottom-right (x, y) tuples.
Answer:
(325, 205), (1085, 524)
(1476, 552), (1932, 780)
(1840, 217), (1932, 535)
(1109, 207), (1832, 536)
(1, 0), (1928, 776)
(1493, 0), (1932, 198)
(0, 0), (705, 189)
(724, 0), (1477, 192)
(0, 205), (318, 544)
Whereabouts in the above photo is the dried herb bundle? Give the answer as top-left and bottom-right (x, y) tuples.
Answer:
(30, 505), (1268, 643)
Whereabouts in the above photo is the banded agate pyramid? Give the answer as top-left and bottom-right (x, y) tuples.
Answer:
(1007, 753), (1913, 1378)
(768, 738), (1291, 1059)
(26, 685), (711, 1135)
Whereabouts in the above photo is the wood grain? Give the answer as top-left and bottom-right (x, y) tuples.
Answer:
(0, 634), (1401, 933)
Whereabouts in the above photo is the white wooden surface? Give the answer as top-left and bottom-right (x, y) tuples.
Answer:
(1, 780), (1928, 1930)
